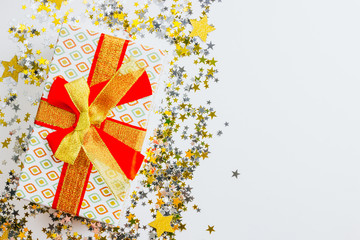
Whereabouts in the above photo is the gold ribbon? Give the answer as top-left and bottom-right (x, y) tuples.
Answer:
(53, 59), (145, 201)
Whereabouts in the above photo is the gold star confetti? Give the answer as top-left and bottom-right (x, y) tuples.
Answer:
(206, 225), (215, 234)
(1, 138), (11, 148)
(48, 0), (65, 10)
(1, 56), (23, 82)
(148, 211), (174, 237)
(173, 197), (181, 207)
(189, 16), (216, 42)
(37, 57), (48, 65)
(18, 231), (26, 239)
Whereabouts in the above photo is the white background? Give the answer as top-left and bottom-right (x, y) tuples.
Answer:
(1, 0), (360, 239)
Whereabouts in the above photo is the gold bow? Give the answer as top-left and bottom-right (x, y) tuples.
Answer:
(55, 66), (144, 165)
(39, 58), (147, 202)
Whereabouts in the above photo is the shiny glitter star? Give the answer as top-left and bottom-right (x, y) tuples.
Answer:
(206, 225), (215, 234)
(48, 0), (66, 10)
(1, 56), (23, 82)
(148, 211), (174, 237)
(190, 16), (216, 42)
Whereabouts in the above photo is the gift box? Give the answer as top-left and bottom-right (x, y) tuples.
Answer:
(16, 24), (166, 225)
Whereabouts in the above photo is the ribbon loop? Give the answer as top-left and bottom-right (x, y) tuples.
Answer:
(76, 112), (90, 132)
(89, 61), (146, 126)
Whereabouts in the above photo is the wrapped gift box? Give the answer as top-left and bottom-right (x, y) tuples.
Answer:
(16, 24), (166, 225)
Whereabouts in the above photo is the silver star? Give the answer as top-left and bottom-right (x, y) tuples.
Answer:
(8, 66), (15, 73)
(232, 170), (240, 178)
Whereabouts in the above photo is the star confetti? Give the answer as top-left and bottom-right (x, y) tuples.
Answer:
(148, 211), (174, 237)
(1, 56), (23, 83)
(232, 169), (240, 178)
(190, 16), (216, 42)
(48, 0), (66, 10)
(206, 225), (215, 234)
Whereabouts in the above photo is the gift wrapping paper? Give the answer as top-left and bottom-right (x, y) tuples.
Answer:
(16, 24), (166, 225)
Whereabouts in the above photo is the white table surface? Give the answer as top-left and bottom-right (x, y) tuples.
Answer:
(1, 0), (360, 239)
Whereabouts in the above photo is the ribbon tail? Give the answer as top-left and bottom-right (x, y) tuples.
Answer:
(52, 148), (92, 216)
(82, 127), (131, 201)
(89, 70), (152, 106)
(118, 71), (152, 105)
(96, 126), (145, 180)
(101, 118), (146, 152)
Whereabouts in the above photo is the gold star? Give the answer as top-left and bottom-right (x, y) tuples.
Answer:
(179, 223), (186, 231)
(148, 211), (174, 237)
(189, 16), (215, 42)
(126, 213), (135, 221)
(185, 150), (192, 158)
(156, 198), (164, 206)
(18, 231), (26, 239)
(52, 17), (61, 26)
(193, 84), (200, 91)
(173, 198), (181, 206)
(18, 162), (24, 170)
(38, 57), (48, 65)
(19, 24), (26, 32)
(1, 138), (10, 148)
(209, 111), (217, 119)
(179, 114), (187, 121)
(201, 151), (208, 159)
(48, 0), (65, 9)
(206, 225), (215, 234)
(18, 35), (26, 43)
(2, 55), (23, 82)
(147, 175), (155, 184)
